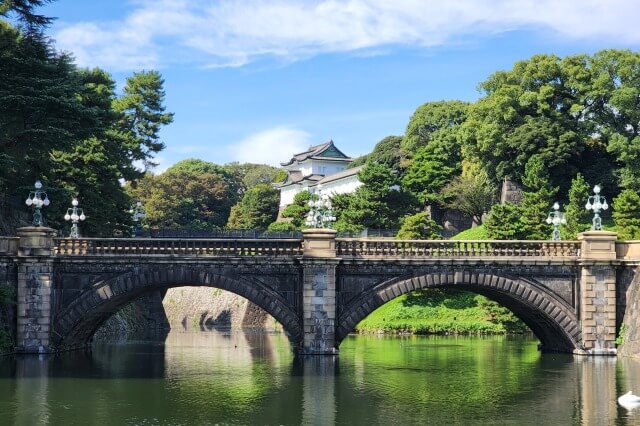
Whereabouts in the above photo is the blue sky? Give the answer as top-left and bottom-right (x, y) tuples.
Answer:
(39, 0), (640, 170)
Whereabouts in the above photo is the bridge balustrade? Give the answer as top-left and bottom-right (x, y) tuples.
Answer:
(0, 237), (19, 256)
(55, 238), (304, 257)
(335, 239), (580, 258)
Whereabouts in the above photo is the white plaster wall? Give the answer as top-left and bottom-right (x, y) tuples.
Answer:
(310, 160), (347, 176)
(280, 185), (299, 206)
(299, 164), (313, 176)
(318, 175), (363, 196)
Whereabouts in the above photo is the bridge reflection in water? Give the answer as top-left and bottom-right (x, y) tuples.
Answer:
(2, 331), (640, 424)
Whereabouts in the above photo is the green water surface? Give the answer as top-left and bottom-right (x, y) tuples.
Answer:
(0, 331), (639, 425)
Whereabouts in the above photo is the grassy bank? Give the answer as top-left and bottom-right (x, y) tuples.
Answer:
(356, 288), (528, 335)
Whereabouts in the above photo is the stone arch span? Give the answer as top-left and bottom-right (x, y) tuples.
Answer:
(52, 265), (302, 349)
(337, 270), (580, 353)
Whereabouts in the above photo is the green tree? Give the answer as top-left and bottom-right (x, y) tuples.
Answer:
(51, 68), (137, 236)
(441, 172), (497, 225)
(402, 101), (468, 204)
(266, 221), (298, 233)
(113, 70), (174, 169)
(281, 190), (314, 229)
(226, 184), (279, 230)
(519, 155), (557, 240)
(0, 21), (94, 194)
(223, 162), (284, 195)
(587, 50), (640, 192)
(336, 162), (417, 230)
(613, 189), (640, 240)
(396, 212), (442, 240)
(561, 173), (591, 239)
(0, 0), (54, 32)
(402, 100), (469, 155)
(131, 169), (232, 230)
(484, 203), (527, 240)
(349, 135), (404, 173)
(462, 54), (602, 194)
(168, 159), (241, 205)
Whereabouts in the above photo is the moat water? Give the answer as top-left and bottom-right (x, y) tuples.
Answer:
(1, 330), (640, 425)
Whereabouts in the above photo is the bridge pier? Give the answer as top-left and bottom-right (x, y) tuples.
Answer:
(300, 229), (339, 355)
(577, 231), (618, 356)
(15, 227), (56, 354)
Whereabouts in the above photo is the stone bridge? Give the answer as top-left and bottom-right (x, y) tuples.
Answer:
(1, 227), (639, 356)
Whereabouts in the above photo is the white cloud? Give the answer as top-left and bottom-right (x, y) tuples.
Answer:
(53, 0), (640, 70)
(229, 126), (312, 166)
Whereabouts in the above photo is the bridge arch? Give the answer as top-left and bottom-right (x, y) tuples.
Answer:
(337, 270), (580, 353)
(52, 265), (302, 349)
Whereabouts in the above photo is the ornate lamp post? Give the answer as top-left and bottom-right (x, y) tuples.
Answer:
(130, 201), (146, 236)
(545, 202), (566, 241)
(585, 185), (608, 230)
(305, 189), (336, 229)
(25, 180), (50, 226)
(64, 198), (86, 238)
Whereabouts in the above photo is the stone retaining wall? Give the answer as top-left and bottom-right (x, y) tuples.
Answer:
(162, 287), (279, 330)
(618, 266), (640, 358)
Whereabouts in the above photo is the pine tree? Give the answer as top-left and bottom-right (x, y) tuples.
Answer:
(113, 71), (174, 169)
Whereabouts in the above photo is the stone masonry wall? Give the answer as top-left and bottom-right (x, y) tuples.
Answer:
(162, 287), (279, 330)
(618, 266), (640, 358)
(94, 290), (170, 341)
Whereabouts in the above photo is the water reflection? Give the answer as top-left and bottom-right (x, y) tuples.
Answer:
(0, 332), (639, 425)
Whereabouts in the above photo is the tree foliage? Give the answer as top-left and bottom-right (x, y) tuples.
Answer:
(131, 169), (232, 230)
(396, 213), (442, 240)
(349, 135), (404, 173)
(402, 102), (468, 204)
(226, 184), (279, 230)
(113, 70), (174, 169)
(441, 172), (496, 225)
(0, 0), (54, 32)
(519, 156), (558, 240)
(281, 190), (314, 229)
(335, 162), (417, 231)
(484, 203), (527, 240)
(266, 220), (298, 233)
(613, 189), (640, 240)
(402, 100), (469, 156)
(462, 53), (616, 194)
(561, 173), (591, 239)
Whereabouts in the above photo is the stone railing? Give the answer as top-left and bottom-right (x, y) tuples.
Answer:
(336, 239), (581, 258)
(55, 238), (304, 257)
(0, 237), (19, 256)
(615, 240), (640, 262)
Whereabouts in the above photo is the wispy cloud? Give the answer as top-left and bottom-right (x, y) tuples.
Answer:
(229, 126), (312, 166)
(54, 0), (640, 71)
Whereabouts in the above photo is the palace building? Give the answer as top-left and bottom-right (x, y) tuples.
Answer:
(276, 140), (363, 208)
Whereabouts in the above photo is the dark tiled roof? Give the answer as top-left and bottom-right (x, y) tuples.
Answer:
(280, 140), (352, 166)
(274, 174), (324, 188)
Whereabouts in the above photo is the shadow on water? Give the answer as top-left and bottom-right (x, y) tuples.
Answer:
(1, 332), (640, 425)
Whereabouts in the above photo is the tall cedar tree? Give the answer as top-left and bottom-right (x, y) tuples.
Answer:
(561, 173), (591, 239)
(613, 190), (640, 240)
(519, 155), (558, 240)
(0, 22), (94, 196)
